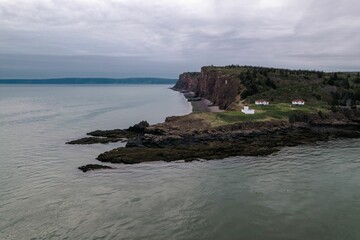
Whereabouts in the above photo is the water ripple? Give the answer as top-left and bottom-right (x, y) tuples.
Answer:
(1, 86), (360, 240)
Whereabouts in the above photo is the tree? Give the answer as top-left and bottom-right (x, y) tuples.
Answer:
(265, 77), (277, 89)
(333, 73), (338, 80)
(355, 73), (360, 84)
(241, 84), (258, 99)
(317, 72), (324, 78)
(342, 78), (350, 89)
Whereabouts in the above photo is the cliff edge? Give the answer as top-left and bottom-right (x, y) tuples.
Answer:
(173, 65), (360, 110)
(71, 65), (360, 168)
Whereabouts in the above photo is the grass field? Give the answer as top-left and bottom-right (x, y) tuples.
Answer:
(213, 103), (329, 124)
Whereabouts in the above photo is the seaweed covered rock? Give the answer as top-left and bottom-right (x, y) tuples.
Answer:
(66, 137), (125, 145)
(68, 121), (150, 145)
(78, 164), (114, 172)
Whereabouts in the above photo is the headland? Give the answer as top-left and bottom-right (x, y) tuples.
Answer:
(68, 65), (360, 170)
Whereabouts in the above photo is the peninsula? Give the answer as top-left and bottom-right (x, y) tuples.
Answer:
(68, 66), (360, 170)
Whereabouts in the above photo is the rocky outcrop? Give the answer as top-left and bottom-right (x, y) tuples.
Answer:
(173, 67), (243, 110)
(127, 120), (149, 133)
(69, 107), (360, 165)
(96, 121), (360, 164)
(93, 109), (360, 164)
(67, 121), (150, 144)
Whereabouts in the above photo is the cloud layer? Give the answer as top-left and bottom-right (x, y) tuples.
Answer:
(0, 0), (359, 78)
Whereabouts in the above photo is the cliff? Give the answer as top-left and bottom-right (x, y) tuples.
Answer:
(174, 67), (243, 110)
(173, 66), (360, 110)
(70, 65), (360, 169)
(173, 72), (200, 91)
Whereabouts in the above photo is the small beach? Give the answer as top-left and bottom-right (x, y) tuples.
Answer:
(182, 91), (223, 113)
(191, 98), (223, 112)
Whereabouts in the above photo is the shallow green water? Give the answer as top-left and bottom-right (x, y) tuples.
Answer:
(0, 85), (359, 240)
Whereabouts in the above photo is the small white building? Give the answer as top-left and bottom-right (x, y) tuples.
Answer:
(292, 99), (305, 105)
(241, 105), (255, 114)
(255, 99), (269, 105)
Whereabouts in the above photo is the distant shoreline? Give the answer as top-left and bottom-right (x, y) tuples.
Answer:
(0, 77), (177, 85)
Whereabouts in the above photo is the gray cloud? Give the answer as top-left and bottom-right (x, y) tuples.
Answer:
(0, 0), (359, 78)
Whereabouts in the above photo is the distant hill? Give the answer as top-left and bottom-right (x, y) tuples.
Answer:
(0, 78), (177, 84)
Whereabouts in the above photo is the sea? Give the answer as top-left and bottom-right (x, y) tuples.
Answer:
(0, 85), (359, 240)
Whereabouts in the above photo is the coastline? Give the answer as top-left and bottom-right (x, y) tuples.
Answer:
(69, 86), (360, 169)
(191, 99), (224, 113)
(180, 90), (223, 113)
(70, 108), (360, 167)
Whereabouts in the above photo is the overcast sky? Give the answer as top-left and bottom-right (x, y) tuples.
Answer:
(0, 0), (359, 78)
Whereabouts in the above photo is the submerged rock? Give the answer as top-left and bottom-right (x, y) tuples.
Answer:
(87, 129), (135, 138)
(66, 137), (125, 145)
(78, 164), (114, 172)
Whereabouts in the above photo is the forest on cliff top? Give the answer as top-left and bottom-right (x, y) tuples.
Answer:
(201, 65), (360, 107)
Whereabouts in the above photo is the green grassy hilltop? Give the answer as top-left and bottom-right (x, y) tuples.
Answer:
(215, 103), (329, 124)
(178, 65), (359, 125)
(205, 65), (360, 107)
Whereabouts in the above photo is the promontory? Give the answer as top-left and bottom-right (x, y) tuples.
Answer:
(68, 65), (360, 168)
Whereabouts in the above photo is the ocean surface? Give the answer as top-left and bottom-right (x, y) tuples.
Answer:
(0, 85), (359, 240)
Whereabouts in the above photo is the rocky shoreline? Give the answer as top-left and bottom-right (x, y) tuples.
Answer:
(70, 107), (360, 168)
(68, 66), (360, 171)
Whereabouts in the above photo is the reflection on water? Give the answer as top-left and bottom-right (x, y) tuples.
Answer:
(0, 85), (359, 240)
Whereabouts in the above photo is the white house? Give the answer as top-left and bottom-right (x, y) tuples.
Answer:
(255, 99), (269, 105)
(241, 105), (255, 114)
(292, 99), (305, 105)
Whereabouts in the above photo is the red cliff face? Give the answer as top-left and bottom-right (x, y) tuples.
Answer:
(173, 72), (199, 91)
(174, 67), (243, 110)
(197, 67), (242, 110)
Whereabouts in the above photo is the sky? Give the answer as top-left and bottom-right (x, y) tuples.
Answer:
(0, 0), (359, 78)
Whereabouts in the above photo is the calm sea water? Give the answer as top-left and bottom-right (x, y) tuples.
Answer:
(0, 85), (359, 240)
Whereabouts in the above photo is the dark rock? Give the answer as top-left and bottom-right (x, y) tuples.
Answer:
(183, 92), (196, 98)
(87, 129), (135, 138)
(96, 119), (360, 164)
(187, 97), (202, 101)
(145, 128), (166, 135)
(67, 121), (150, 145)
(66, 137), (125, 145)
(126, 137), (145, 147)
(127, 121), (149, 133)
(78, 164), (114, 172)
(72, 108), (360, 165)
